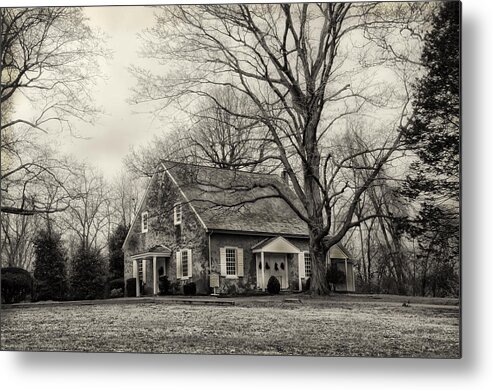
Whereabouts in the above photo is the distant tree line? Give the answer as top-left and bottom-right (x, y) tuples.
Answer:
(0, 7), (133, 303)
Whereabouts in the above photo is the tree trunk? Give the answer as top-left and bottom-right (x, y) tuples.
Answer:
(300, 135), (332, 295)
(309, 241), (330, 295)
(421, 260), (428, 297)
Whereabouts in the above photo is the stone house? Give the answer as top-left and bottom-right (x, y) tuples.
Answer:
(122, 161), (356, 296)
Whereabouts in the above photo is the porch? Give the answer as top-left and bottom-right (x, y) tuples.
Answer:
(130, 245), (171, 297)
(252, 236), (305, 292)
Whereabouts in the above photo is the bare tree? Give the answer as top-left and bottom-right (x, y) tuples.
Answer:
(1, 137), (80, 216)
(187, 88), (277, 172)
(1, 7), (107, 215)
(109, 170), (142, 228)
(1, 212), (38, 270)
(125, 128), (191, 178)
(126, 88), (277, 177)
(59, 165), (110, 254)
(131, 3), (429, 293)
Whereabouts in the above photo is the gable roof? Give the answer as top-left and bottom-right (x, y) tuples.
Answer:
(329, 243), (352, 259)
(162, 160), (308, 236)
(130, 245), (172, 259)
(251, 236), (302, 253)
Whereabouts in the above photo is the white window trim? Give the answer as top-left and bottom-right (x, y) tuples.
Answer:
(141, 211), (148, 233)
(178, 248), (192, 280)
(174, 202), (182, 226)
(220, 246), (244, 278)
(304, 251), (312, 278)
(224, 246), (237, 278)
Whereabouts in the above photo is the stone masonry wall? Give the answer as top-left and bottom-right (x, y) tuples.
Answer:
(123, 171), (209, 294)
(209, 233), (309, 294)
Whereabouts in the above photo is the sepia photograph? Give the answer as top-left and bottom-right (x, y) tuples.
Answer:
(1, 1), (460, 359)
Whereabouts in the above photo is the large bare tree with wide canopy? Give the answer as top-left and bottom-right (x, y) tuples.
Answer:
(1, 7), (107, 216)
(131, 2), (429, 294)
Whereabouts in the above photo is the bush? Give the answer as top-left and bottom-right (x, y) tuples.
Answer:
(267, 275), (281, 294)
(110, 288), (124, 298)
(326, 263), (346, 292)
(126, 278), (136, 297)
(125, 278), (144, 297)
(158, 275), (171, 295)
(109, 278), (125, 292)
(143, 286), (153, 295)
(1, 267), (33, 304)
(170, 282), (181, 295)
(305, 277), (311, 292)
(183, 281), (196, 295)
(70, 246), (106, 300)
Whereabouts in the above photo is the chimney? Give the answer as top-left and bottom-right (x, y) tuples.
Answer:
(280, 170), (289, 185)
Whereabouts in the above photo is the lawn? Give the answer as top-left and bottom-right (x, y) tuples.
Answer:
(0, 297), (460, 357)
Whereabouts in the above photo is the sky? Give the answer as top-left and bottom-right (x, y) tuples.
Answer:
(9, 1), (265, 180)
(63, 6), (165, 177)
(11, 4), (175, 179)
(9, 1), (416, 180)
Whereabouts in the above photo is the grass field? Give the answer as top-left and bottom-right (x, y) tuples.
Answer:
(1, 297), (460, 357)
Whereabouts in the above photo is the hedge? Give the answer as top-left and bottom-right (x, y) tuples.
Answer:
(1, 267), (33, 304)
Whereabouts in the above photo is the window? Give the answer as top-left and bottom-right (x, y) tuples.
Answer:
(174, 202), (182, 225)
(226, 248), (237, 276)
(176, 249), (192, 279)
(141, 211), (148, 233)
(181, 249), (189, 278)
(304, 252), (312, 278)
(220, 247), (244, 277)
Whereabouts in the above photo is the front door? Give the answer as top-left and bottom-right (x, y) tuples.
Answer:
(156, 257), (168, 294)
(264, 253), (289, 289)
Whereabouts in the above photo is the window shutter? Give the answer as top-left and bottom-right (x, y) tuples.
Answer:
(219, 247), (227, 276)
(298, 252), (306, 278)
(176, 251), (182, 279)
(237, 248), (244, 277)
(187, 249), (192, 278)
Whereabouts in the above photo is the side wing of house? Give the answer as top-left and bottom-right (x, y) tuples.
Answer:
(295, 243), (356, 293)
(122, 169), (209, 296)
(209, 233), (310, 294)
(328, 244), (356, 292)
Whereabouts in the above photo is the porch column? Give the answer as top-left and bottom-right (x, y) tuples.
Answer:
(261, 251), (265, 292)
(135, 259), (140, 297)
(153, 255), (157, 295)
(344, 258), (348, 292)
(298, 252), (302, 292)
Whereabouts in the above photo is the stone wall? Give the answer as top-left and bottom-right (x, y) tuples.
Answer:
(209, 233), (309, 294)
(123, 171), (209, 294)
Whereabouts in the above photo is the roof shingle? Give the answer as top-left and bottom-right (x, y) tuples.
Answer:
(162, 161), (308, 236)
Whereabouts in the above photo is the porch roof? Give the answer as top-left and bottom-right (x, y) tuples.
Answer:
(329, 243), (351, 259)
(251, 236), (301, 254)
(130, 244), (171, 260)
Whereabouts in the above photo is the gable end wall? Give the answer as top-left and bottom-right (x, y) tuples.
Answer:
(123, 171), (209, 294)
